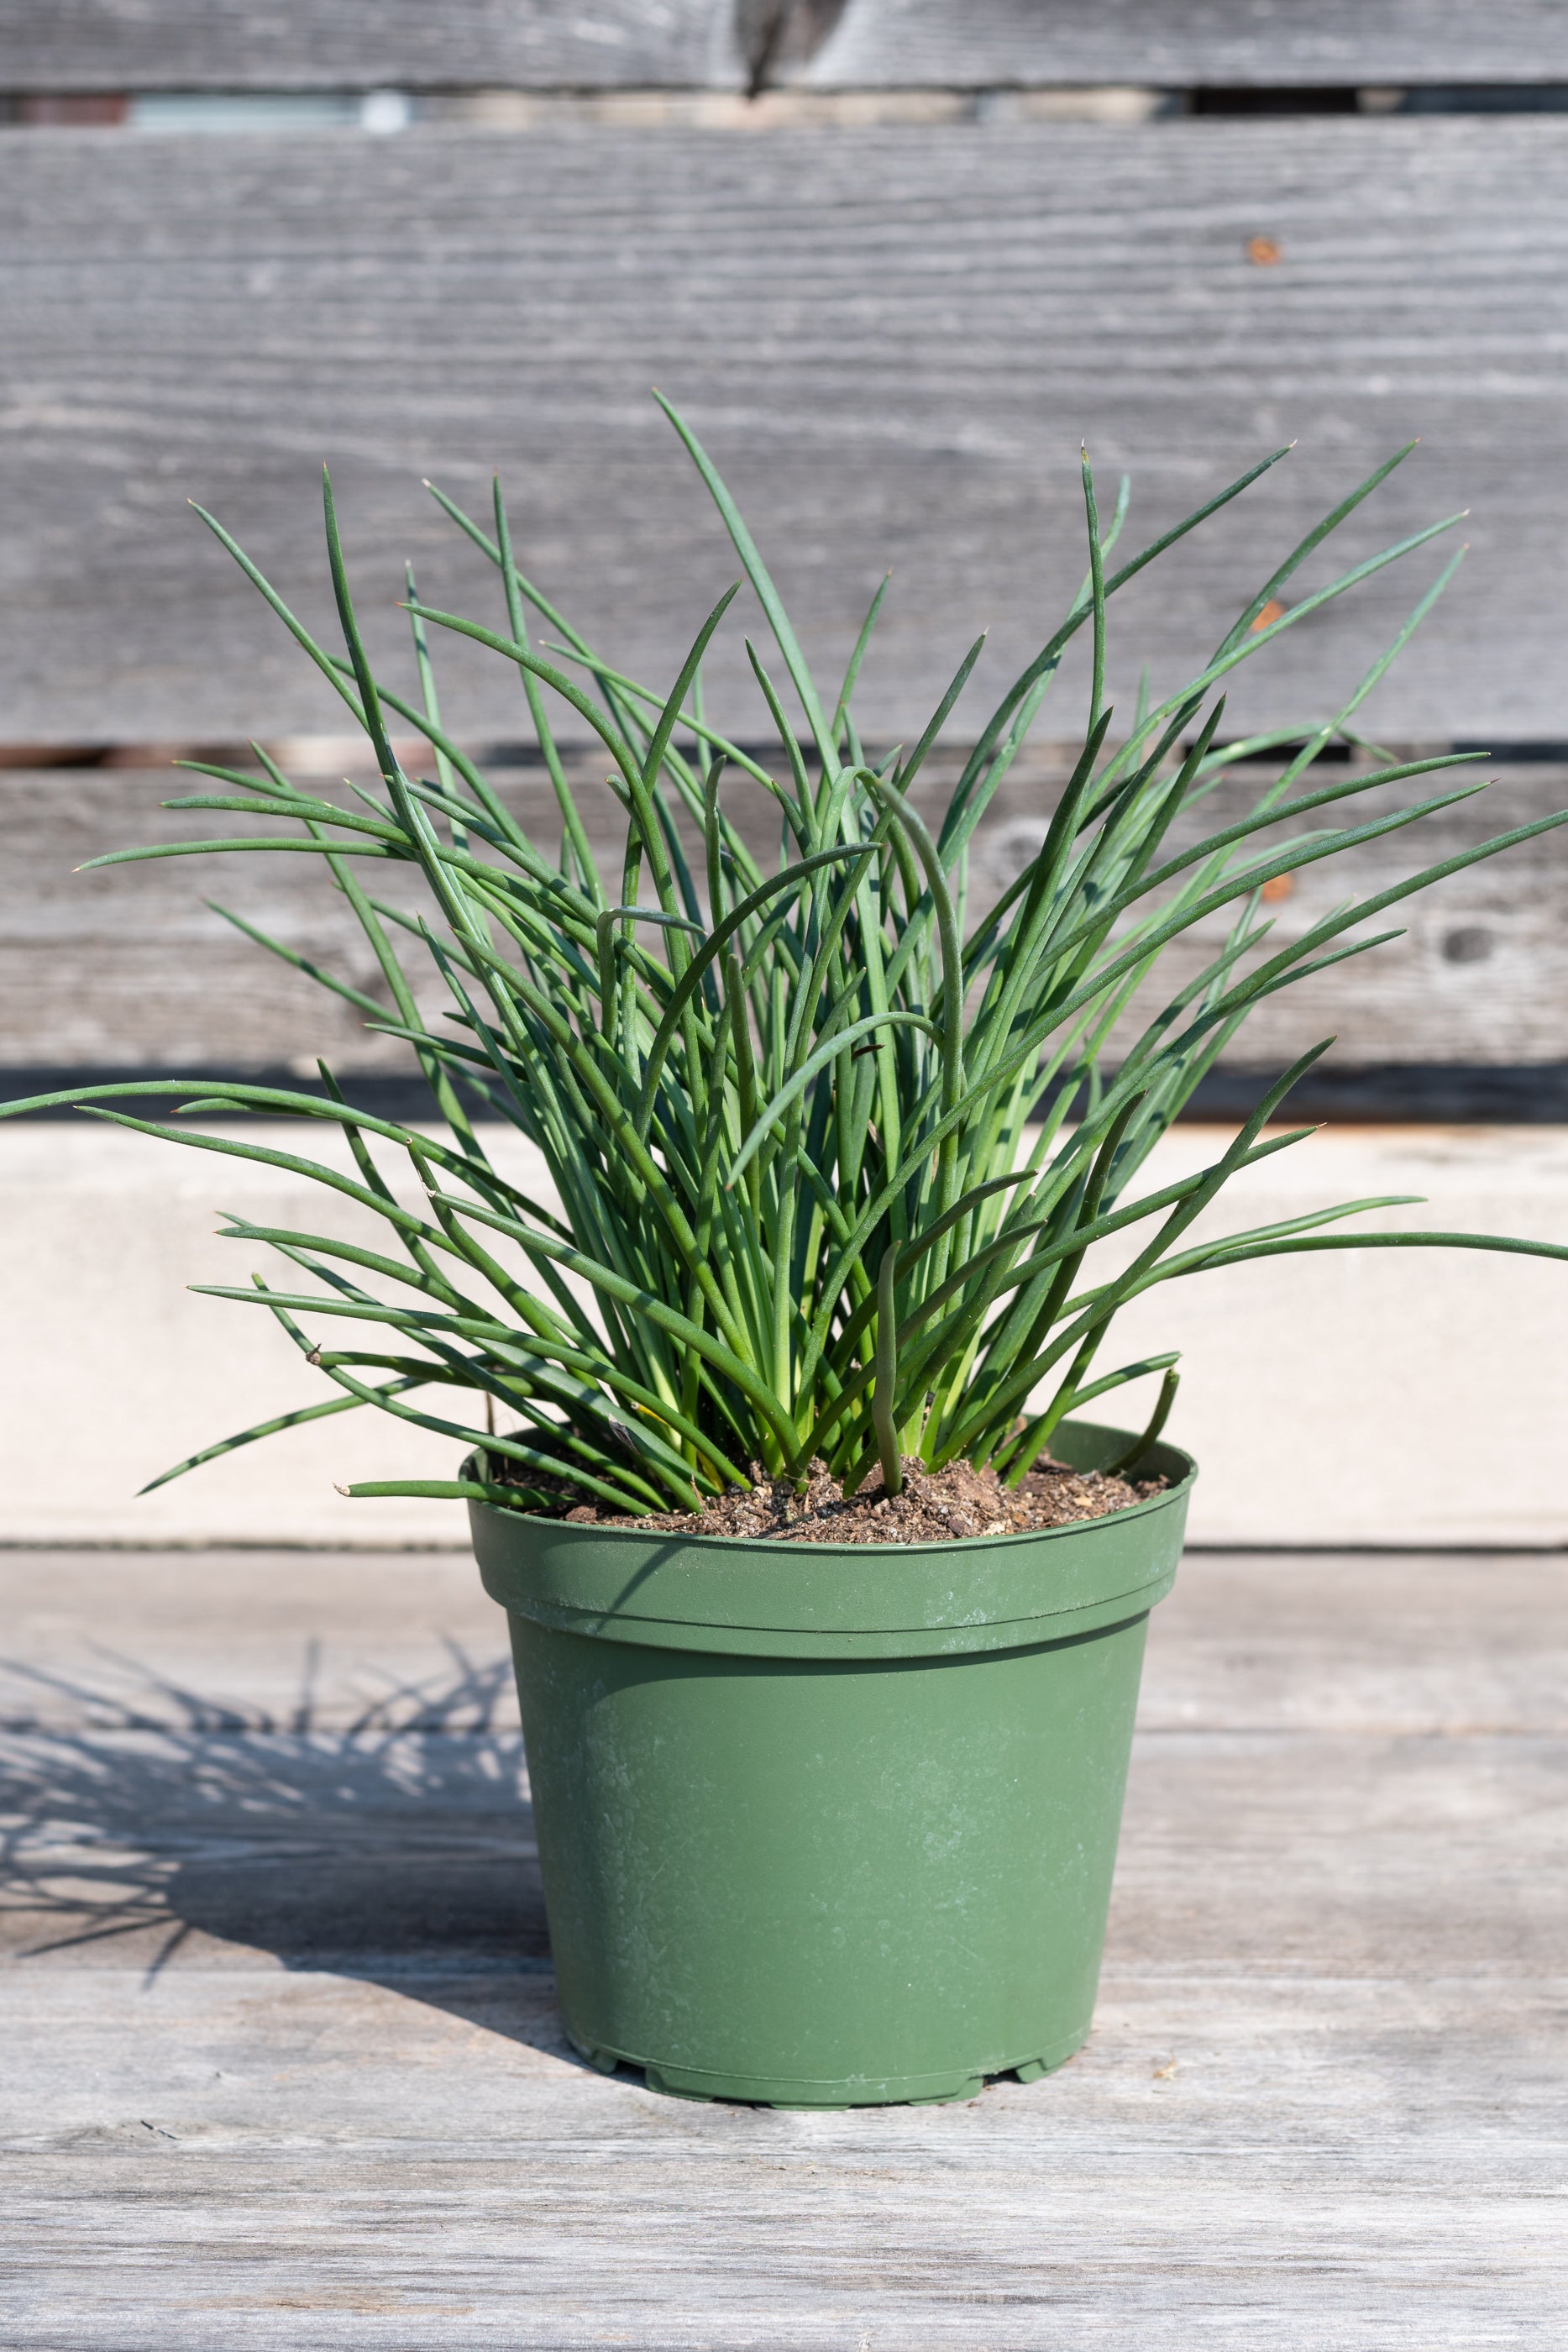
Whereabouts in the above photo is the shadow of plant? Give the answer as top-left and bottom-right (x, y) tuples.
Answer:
(0, 1643), (565, 2055)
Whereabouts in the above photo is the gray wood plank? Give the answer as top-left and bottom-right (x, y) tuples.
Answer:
(8, 0), (1568, 96)
(1047, 756), (1568, 1070)
(4, 1974), (1563, 2349)
(788, 1), (1568, 92)
(1138, 1552), (1568, 1735)
(3, 117), (1565, 747)
(0, 1549), (505, 1735)
(9, 1549), (1563, 1738)
(0, 3), (741, 96)
(3, 1544), (1565, 2344)
(0, 753), (667, 1074)
(4, 751), (1565, 1075)
(8, 1562), (1567, 1987)
(0, 765), (409, 1074)
(3, 1733), (1565, 1998)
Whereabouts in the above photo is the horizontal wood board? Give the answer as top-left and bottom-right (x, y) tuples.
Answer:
(0, 3), (743, 96)
(3, 748), (1565, 1078)
(8, 1548), (1568, 1736)
(3, 118), (1568, 747)
(3, 1549), (1565, 2344)
(7, 1), (1568, 95)
(790, 1), (1568, 92)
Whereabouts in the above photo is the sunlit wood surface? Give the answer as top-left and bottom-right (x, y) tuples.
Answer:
(5, 116), (1568, 747)
(3, 1545), (1564, 2346)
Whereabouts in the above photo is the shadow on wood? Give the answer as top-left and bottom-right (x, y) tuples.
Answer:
(0, 1646), (588, 2066)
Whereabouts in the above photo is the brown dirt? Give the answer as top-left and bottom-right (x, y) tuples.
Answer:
(496, 1451), (1166, 1546)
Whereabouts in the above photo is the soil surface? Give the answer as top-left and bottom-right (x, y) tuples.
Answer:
(496, 1452), (1166, 1545)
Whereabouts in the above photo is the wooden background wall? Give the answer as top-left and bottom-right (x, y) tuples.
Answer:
(3, 3), (1566, 1115)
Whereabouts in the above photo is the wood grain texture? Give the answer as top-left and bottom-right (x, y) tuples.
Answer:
(971, 756), (1568, 1069)
(1137, 1554), (1568, 1735)
(5, 751), (1564, 1074)
(4, 1730), (1564, 1976)
(6, 1547), (1564, 1736)
(8, 0), (1568, 95)
(789, 1), (1568, 92)
(3, 118), (1568, 745)
(3, 1549), (1565, 2345)
(0, 2), (742, 95)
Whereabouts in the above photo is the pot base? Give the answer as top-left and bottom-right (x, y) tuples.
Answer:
(569, 2021), (1089, 2108)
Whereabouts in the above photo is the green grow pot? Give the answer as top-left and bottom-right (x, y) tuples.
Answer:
(469, 1417), (1194, 2108)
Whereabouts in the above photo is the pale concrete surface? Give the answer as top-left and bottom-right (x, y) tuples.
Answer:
(1110, 1121), (1568, 1546)
(2, 1548), (1565, 2346)
(3, 1121), (1567, 1546)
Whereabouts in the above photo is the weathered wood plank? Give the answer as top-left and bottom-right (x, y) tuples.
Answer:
(4, 1974), (1563, 2349)
(5, 1547), (1563, 1737)
(0, 766), (408, 1074)
(0, 1550), (510, 1735)
(4, 752), (1564, 1074)
(787, 1), (1568, 92)
(8, 0), (1568, 96)
(3, 118), (1567, 744)
(1138, 1554), (1568, 1735)
(4, 1730), (1565, 1977)
(2, 1551), (1565, 2346)
(0, 3), (741, 95)
(973, 756), (1568, 1071)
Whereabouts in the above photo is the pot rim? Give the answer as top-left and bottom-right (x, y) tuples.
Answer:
(463, 1417), (1195, 1562)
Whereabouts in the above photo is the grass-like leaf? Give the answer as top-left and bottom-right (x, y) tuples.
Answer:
(12, 402), (1567, 1511)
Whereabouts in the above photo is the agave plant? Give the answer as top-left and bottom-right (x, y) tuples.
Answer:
(11, 400), (1568, 1514)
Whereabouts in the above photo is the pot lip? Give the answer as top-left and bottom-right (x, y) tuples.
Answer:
(464, 1420), (1196, 1562)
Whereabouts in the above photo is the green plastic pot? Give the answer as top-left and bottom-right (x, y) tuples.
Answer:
(469, 1416), (1194, 2108)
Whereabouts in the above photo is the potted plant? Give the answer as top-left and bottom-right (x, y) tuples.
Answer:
(13, 402), (1566, 2106)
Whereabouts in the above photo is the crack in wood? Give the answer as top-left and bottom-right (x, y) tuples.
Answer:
(737, 0), (852, 97)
